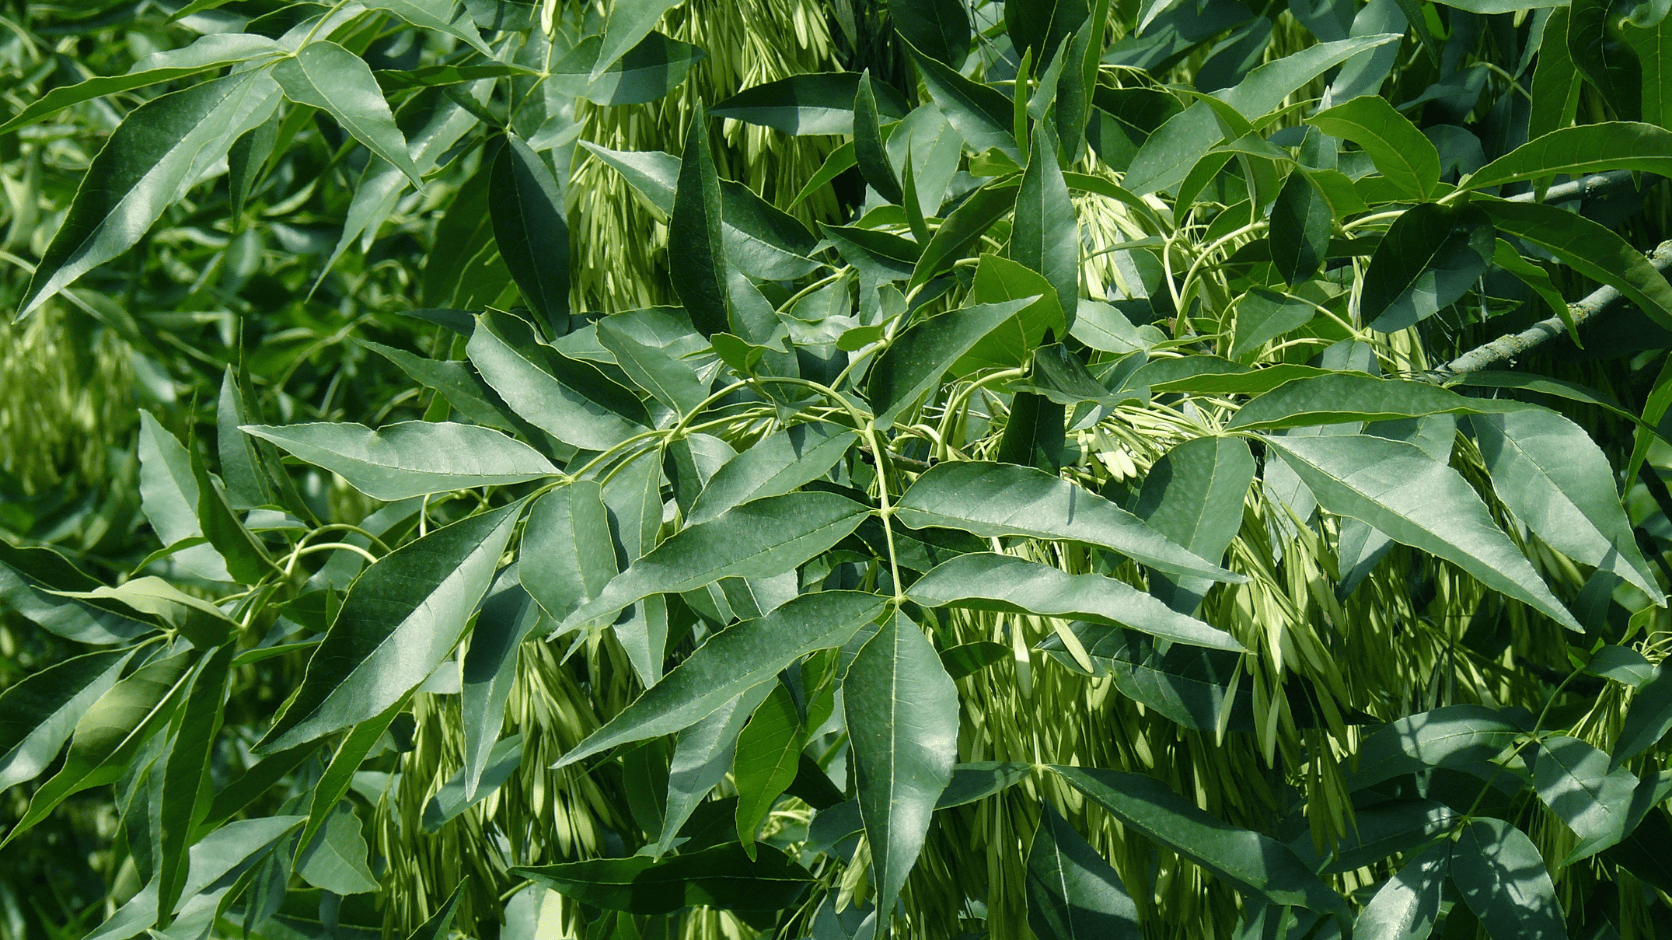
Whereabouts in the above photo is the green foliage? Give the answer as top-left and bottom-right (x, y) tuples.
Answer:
(4, 0), (1672, 938)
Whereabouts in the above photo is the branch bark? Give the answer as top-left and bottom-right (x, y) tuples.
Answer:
(1430, 239), (1672, 380)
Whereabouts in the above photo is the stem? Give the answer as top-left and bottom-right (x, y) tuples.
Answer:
(935, 367), (1028, 461)
(1429, 240), (1672, 379)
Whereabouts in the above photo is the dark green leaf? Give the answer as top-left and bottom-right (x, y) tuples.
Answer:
(1588, 646), (1655, 688)
(1450, 818), (1568, 940)
(553, 592), (886, 767)
(1007, 0), (1089, 66)
(296, 802), (379, 894)
(491, 134), (570, 336)
(1264, 434), (1582, 631)
(867, 298), (1035, 428)
(653, 683), (771, 854)
(1479, 198), (1672, 331)
(273, 42), (422, 187)
(890, 0), (971, 67)
(896, 461), (1244, 582)
(733, 683), (803, 853)
(1306, 95), (1441, 200)
(1012, 127), (1080, 325)
(688, 424), (856, 525)
(939, 640), (1010, 679)
(189, 440), (275, 585)
(1230, 289), (1316, 360)
(1355, 842), (1447, 940)
(1569, 0), (1642, 120)
(1531, 735), (1639, 862)
(0, 647), (136, 792)
(1133, 436), (1254, 615)
(521, 482), (618, 622)
(711, 72), (907, 135)
(1347, 705), (1526, 790)
(23, 69), (279, 315)
(855, 71), (902, 204)
(1039, 623), (1240, 730)
(1472, 409), (1662, 602)
(551, 32), (704, 105)
(1215, 34), (1403, 118)
(1310, 800), (1458, 874)
(1615, 665), (1672, 766)
(908, 553), (1244, 649)
(669, 107), (729, 336)
(558, 491), (867, 632)
(911, 179), (1022, 288)
(846, 610), (960, 919)
(460, 574), (540, 802)
(1269, 171), (1332, 285)
(936, 761), (1033, 808)
(904, 40), (1022, 160)
(155, 643), (233, 925)
(467, 310), (649, 451)
(1053, 766), (1342, 910)
(1120, 102), (1222, 196)
(1359, 201), (1495, 332)
(1028, 804), (1142, 940)
(998, 391), (1067, 472)
(513, 844), (813, 913)
(256, 502), (522, 753)
(425, 735), (522, 831)
(3, 648), (194, 847)
(1466, 122), (1672, 189)
(1230, 373), (1495, 431)
(241, 421), (557, 501)
(404, 881), (466, 940)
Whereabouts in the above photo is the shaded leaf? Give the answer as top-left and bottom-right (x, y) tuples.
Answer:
(669, 107), (729, 336)
(521, 482), (618, 622)
(733, 683), (804, 854)
(1480, 198), (1672, 331)
(490, 134), (570, 336)
(1450, 818), (1569, 940)
(467, 310), (649, 451)
(711, 72), (906, 135)
(1133, 436), (1255, 614)
(1012, 127), (1080, 325)
(890, 0), (971, 67)
(1347, 705), (1527, 790)
(514, 844), (813, 913)
(1053, 766), (1342, 910)
(1355, 842), (1447, 940)
(1359, 201), (1495, 332)
(1028, 804), (1142, 940)
(1269, 170), (1332, 285)
(1531, 735), (1639, 862)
